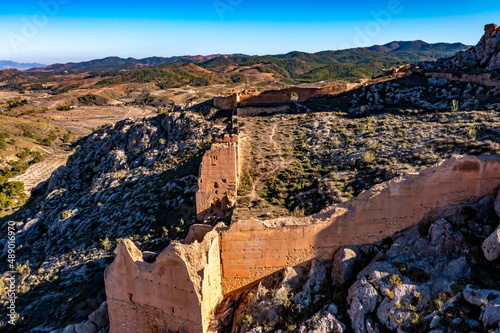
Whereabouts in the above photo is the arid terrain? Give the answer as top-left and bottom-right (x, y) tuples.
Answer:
(0, 23), (499, 333)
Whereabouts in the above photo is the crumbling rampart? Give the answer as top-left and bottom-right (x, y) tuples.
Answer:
(195, 135), (240, 222)
(214, 83), (353, 111)
(106, 155), (500, 332)
(105, 224), (224, 333)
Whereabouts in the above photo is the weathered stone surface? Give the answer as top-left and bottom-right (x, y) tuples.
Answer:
(74, 321), (98, 333)
(298, 304), (345, 333)
(214, 83), (353, 111)
(105, 224), (225, 333)
(427, 23), (500, 72)
(196, 135), (239, 222)
(88, 301), (108, 328)
(107, 155), (500, 333)
(347, 278), (380, 333)
(482, 225), (500, 261)
(464, 286), (500, 328)
(331, 246), (361, 285)
(63, 325), (76, 333)
(495, 191), (500, 217)
(294, 259), (327, 309)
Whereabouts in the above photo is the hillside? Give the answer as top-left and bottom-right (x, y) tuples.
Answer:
(0, 24), (499, 333)
(200, 41), (469, 82)
(31, 54), (249, 73)
(0, 41), (468, 94)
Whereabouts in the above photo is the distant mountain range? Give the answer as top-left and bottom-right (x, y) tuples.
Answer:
(24, 41), (469, 74)
(0, 60), (46, 71)
(31, 54), (250, 72)
(0, 41), (471, 86)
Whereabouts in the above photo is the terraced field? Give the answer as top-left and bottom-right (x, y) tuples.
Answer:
(9, 154), (69, 193)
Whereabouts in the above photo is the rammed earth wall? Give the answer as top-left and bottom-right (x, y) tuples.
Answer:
(106, 154), (500, 332)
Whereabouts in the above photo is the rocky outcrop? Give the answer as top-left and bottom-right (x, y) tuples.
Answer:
(1, 112), (230, 332)
(331, 246), (361, 285)
(482, 226), (500, 261)
(430, 24), (500, 71)
(346, 195), (500, 332)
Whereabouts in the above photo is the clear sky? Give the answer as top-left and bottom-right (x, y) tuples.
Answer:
(0, 0), (498, 64)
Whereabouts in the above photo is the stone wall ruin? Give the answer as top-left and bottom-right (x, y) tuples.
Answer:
(214, 83), (353, 111)
(195, 135), (240, 222)
(105, 155), (500, 332)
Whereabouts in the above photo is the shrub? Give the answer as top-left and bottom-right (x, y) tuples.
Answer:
(100, 237), (113, 250)
(22, 129), (35, 139)
(390, 274), (403, 287)
(61, 210), (70, 220)
(16, 262), (31, 276)
(57, 105), (72, 111)
(363, 150), (376, 164)
(239, 172), (253, 192)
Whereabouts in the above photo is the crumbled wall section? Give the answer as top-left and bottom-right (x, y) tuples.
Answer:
(196, 135), (240, 222)
(219, 155), (500, 293)
(105, 155), (500, 332)
(105, 224), (225, 333)
(214, 83), (354, 111)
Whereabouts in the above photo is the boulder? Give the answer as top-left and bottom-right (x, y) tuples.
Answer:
(88, 302), (109, 328)
(347, 278), (380, 333)
(485, 24), (499, 35)
(331, 246), (361, 285)
(294, 259), (327, 309)
(482, 226), (500, 261)
(495, 191), (500, 217)
(74, 321), (98, 333)
(63, 326), (76, 333)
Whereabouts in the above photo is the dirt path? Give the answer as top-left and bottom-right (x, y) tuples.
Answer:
(235, 116), (298, 219)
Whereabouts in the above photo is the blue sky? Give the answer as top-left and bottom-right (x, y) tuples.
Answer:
(0, 0), (498, 64)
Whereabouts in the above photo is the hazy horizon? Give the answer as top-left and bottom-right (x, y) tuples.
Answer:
(0, 0), (498, 64)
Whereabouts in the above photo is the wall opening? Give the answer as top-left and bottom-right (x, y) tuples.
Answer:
(210, 197), (224, 218)
(291, 92), (299, 101)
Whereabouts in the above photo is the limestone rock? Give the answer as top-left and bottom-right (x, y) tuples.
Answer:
(63, 325), (76, 333)
(463, 286), (500, 327)
(331, 246), (361, 285)
(298, 304), (345, 333)
(482, 225), (500, 261)
(74, 321), (98, 333)
(294, 259), (327, 309)
(426, 23), (500, 71)
(495, 191), (500, 217)
(88, 301), (108, 328)
(347, 278), (380, 333)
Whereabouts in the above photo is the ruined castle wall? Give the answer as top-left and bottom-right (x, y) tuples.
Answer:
(105, 155), (500, 332)
(214, 95), (238, 110)
(239, 84), (350, 106)
(220, 156), (500, 293)
(214, 83), (352, 112)
(196, 135), (239, 222)
(105, 225), (224, 333)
